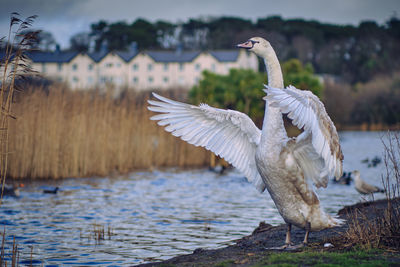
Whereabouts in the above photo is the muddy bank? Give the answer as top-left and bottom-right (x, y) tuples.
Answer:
(136, 198), (399, 267)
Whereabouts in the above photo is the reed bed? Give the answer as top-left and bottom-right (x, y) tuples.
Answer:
(7, 86), (210, 179)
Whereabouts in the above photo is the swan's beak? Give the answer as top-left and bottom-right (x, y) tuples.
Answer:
(237, 41), (252, 49)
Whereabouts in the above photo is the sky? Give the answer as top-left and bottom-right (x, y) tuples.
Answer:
(1, 0), (399, 49)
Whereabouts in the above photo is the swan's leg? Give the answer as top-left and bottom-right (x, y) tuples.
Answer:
(266, 223), (293, 250)
(284, 223), (292, 247)
(303, 222), (311, 246)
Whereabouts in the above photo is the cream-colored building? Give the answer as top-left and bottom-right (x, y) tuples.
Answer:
(27, 48), (258, 90)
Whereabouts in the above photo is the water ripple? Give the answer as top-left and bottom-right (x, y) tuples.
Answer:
(0, 131), (392, 265)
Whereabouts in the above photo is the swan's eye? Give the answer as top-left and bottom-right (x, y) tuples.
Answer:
(250, 40), (260, 46)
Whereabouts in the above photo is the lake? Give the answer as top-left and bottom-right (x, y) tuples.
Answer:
(0, 131), (393, 265)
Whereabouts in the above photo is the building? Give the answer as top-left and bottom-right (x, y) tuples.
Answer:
(26, 48), (259, 90)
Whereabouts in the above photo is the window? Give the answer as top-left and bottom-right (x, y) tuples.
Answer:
(133, 77), (138, 84)
(87, 76), (93, 84)
(195, 63), (201, 71)
(57, 63), (62, 72)
(148, 63), (153, 71)
(116, 63), (121, 68)
(163, 63), (168, 71)
(72, 76), (79, 83)
(72, 63), (78, 71)
(115, 77), (123, 85)
(105, 63), (113, 68)
(179, 63), (184, 71)
(163, 77), (169, 83)
(148, 76), (154, 83)
(195, 77), (200, 83)
(42, 63), (46, 73)
(132, 64), (139, 71)
(178, 76), (184, 84)
(88, 64), (93, 71)
(211, 64), (216, 72)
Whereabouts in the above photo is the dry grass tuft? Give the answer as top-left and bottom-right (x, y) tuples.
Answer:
(335, 131), (400, 251)
(80, 223), (115, 244)
(1, 229), (20, 267)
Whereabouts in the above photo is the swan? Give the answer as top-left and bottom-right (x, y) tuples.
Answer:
(352, 170), (385, 194)
(147, 37), (344, 248)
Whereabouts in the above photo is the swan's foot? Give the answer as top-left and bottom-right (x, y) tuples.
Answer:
(265, 243), (303, 251)
(265, 222), (310, 250)
(285, 242), (307, 250)
(265, 223), (297, 250)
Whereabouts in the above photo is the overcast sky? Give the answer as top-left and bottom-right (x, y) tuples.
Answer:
(1, 0), (399, 48)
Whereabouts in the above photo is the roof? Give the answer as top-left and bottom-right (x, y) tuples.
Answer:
(115, 50), (139, 62)
(87, 50), (108, 62)
(14, 49), (242, 64)
(146, 51), (201, 63)
(26, 51), (79, 63)
(209, 50), (240, 62)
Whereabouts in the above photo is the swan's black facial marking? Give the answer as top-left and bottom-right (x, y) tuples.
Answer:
(249, 40), (260, 46)
(237, 39), (259, 49)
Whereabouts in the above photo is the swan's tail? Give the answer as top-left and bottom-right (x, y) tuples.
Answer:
(326, 213), (345, 228)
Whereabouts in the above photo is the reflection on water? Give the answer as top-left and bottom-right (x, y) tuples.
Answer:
(0, 131), (392, 265)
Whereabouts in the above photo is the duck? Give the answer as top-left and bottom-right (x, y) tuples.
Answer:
(1, 183), (24, 197)
(43, 187), (59, 194)
(333, 171), (352, 185)
(148, 37), (343, 248)
(352, 170), (385, 194)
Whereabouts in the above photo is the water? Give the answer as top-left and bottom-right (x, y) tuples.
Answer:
(0, 131), (393, 265)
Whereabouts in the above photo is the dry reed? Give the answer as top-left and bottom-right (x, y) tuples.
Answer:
(1, 13), (38, 203)
(7, 86), (210, 179)
(336, 131), (400, 250)
(1, 230), (20, 267)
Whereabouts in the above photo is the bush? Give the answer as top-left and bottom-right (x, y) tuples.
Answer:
(189, 59), (323, 124)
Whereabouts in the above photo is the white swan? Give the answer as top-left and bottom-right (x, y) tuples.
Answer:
(352, 170), (385, 194)
(148, 37), (344, 248)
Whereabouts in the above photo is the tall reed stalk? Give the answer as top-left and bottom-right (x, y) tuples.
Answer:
(7, 87), (210, 179)
(0, 13), (37, 204)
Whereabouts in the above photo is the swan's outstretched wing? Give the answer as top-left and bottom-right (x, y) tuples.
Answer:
(265, 85), (343, 187)
(148, 93), (266, 192)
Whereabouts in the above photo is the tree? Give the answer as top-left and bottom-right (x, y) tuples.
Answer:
(189, 59), (323, 125)
(155, 20), (177, 49)
(90, 20), (108, 51)
(189, 69), (266, 123)
(282, 59), (323, 97)
(129, 18), (158, 49)
(70, 32), (91, 52)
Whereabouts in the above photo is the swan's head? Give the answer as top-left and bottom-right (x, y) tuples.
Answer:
(237, 37), (271, 56)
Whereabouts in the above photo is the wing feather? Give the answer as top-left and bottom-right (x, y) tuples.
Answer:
(265, 85), (343, 187)
(148, 93), (266, 192)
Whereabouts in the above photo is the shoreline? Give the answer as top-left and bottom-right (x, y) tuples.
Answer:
(136, 197), (400, 266)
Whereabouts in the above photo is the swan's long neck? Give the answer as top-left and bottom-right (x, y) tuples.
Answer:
(259, 46), (287, 150)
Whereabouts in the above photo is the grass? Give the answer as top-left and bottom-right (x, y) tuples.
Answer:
(251, 250), (396, 267)
(210, 249), (399, 267)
